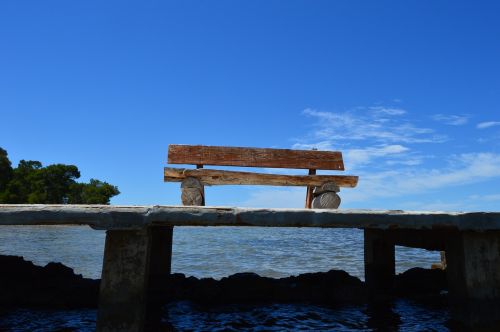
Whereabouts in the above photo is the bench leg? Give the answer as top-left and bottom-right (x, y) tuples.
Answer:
(181, 177), (205, 206)
(364, 229), (395, 295)
(96, 229), (152, 332)
(446, 231), (500, 329)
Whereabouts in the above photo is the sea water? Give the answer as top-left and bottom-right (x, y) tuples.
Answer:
(0, 225), (449, 331)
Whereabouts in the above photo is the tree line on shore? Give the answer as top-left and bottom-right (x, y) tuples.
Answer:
(0, 147), (119, 204)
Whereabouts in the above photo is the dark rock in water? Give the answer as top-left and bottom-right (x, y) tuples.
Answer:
(0, 255), (447, 309)
(165, 270), (366, 304)
(394, 267), (447, 297)
(0, 255), (99, 308)
(219, 273), (276, 303)
(277, 270), (365, 303)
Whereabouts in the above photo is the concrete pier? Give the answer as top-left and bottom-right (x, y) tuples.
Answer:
(96, 229), (152, 332)
(364, 229), (395, 295)
(1, 204), (500, 330)
(95, 226), (174, 332)
(445, 231), (500, 330)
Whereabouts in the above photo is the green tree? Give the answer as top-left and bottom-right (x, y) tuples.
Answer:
(0, 147), (119, 204)
(0, 148), (13, 192)
(69, 179), (120, 204)
(29, 164), (80, 203)
(1, 160), (42, 203)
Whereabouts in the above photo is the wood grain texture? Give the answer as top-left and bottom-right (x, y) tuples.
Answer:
(164, 167), (358, 187)
(168, 145), (345, 170)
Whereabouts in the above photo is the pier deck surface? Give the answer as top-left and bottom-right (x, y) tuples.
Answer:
(1, 204), (500, 231)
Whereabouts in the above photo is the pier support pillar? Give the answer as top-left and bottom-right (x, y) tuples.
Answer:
(446, 231), (500, 330)
(96, 227), (174, 332)
(364, 229), (395, 295)
(148, 226), (173, 291)
(96, 228), (152, 332)
(144, 226), (174, 330)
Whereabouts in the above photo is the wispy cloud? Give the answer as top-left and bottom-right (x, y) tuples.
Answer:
(293, 106), (446, 170)
(477, 121), (500, 129)
(299, 107), (446, 145)
(343, 145), (409, 169)
(292, 143), (420, 171)
(371, 106), (406, 116)
(236, 105), (500, 210)
(341, 153), (500, 204)
(432, 114), (469, 126)
(240, 152), (500, 209)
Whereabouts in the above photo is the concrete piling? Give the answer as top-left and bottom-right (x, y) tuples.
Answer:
(96, 229), (152, 332)
(364, 229), (395, 295)
(446, 231), (500, 329)
(96, 226), (174, 332)
(148, 226), (173, 291)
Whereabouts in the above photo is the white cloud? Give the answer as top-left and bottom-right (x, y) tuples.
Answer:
(385, 156), (424, 166)
(291, 143), (411, 170)
(280, 105), (500, 211)
(477, 121), (500, 129)
(341, 152), (500, 203)
(432, 114), (469, 126)
(238, 153), (500, 210)
(300, 108), (446, 145)
(370, 106), (406, 116)
(293, 106), (446, 172)
(344, 145), (409, 169)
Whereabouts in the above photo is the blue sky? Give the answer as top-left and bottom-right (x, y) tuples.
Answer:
(1, 1), (499, 211)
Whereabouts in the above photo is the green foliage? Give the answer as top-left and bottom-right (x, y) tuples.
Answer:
(0, 147), (119, 204)
(68, 179), (120, 204)
(0, 148), (13, 193)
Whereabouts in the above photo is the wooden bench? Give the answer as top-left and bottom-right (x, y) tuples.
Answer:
(164, 145), (358, 208)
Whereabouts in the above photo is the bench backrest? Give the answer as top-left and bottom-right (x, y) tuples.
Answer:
(165, 144), (358, 209)
(168, 145), (345, 171)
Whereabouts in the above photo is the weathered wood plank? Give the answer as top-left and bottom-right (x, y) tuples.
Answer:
(1, 205), (500, 231)
(168, 145), (345, 170)
(164, 167), (358, 187)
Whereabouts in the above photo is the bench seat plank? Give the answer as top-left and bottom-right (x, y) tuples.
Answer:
(168, 145), (345, 170)
(164, 167), (358, 187)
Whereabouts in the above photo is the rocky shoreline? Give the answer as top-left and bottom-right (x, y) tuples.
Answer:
(0, 255), (447, 309)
